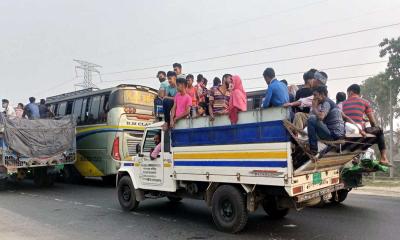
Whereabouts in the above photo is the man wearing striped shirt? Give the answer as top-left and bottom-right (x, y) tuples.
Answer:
(342, 84), (391, 166)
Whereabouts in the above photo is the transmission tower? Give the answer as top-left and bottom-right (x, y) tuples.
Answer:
(74, 59), (102, 89)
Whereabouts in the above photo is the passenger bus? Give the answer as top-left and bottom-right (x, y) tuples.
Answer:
(46, 84), (157, 183)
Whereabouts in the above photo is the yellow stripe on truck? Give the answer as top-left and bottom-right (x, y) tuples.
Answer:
(173, 151), (288, 160)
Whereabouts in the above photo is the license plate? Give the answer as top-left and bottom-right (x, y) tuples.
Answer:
(313, 172), (322, 185)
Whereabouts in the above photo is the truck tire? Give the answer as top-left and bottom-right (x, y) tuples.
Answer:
(0, 177), (7, 191)
(211, 185), (248, 233)
(329, 189), (349, 204)
(262, 197), (290, 219)
(118, 176), (139, 211)
(167, 196), (183, 203)
(63, 165), (83, 184)
(33, 167), (55, 187)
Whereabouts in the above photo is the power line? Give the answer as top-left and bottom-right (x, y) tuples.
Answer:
(100, 60), (384, 86)
(242, 60), (386, 81)
(89, 21), (400, 76)
(102, 45), (379, 82)
(245, 74), (375, 91)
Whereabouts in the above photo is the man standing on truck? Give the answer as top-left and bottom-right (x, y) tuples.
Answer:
(23, 97), (40, 120)
(307, 86), (345, 155)
(342, 84), (391, 166)
(2, 99), (16, 118)
(261, 67), (289, 109)
(170, 78), (192, 128)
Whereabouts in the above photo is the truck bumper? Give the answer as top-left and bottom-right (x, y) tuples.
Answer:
(295, 183), (345, 203)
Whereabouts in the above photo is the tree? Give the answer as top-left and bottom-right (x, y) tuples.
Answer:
(361, 37), (400, 129)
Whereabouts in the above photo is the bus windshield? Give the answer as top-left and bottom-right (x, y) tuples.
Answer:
(109, 89), (155, 109)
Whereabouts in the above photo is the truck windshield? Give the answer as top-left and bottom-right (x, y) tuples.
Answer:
(109, 89), (155, 109)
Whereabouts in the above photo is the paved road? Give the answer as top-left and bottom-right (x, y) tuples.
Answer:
(0, 180), (399, 240)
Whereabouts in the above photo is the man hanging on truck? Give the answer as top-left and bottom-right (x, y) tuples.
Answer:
(307, 86), (345, 155)
(342, 84), (391, 166)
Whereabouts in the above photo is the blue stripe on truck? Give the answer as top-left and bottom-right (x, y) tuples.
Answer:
(171, 120), (290, 147)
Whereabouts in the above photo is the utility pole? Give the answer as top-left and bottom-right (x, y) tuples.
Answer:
(74, 59), (102, 89)
(389, 76), (394, 178)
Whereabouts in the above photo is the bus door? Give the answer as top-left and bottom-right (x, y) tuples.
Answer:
(137, 129), (164, 187)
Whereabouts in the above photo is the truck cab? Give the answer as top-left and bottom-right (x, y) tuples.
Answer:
(116, 108), (371, 233)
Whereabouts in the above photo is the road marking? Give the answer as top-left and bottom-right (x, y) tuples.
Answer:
(283, 224), (297, 228)
(54, 198), (64, 202)
(85, 204), (102, 208)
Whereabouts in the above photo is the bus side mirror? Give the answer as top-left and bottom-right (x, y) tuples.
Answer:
(136, 144), (141, 154)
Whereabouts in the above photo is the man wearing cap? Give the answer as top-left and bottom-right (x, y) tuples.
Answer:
(2, 99), (16, 118)
(283, 70), (328, 131)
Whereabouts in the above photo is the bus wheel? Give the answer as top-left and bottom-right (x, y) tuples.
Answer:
(262, 197), (290, 219)
(118, 176), (139, 211)
(211, 185), (248, 233)
(63, 165), (83, 184)
(329, 189), (349, 204)
(167, 196), (182, 203)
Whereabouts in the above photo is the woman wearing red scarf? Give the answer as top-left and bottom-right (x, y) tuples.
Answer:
(228, 75), (247, 124)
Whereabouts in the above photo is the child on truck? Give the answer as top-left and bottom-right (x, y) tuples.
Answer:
(170, 78), (192, 128)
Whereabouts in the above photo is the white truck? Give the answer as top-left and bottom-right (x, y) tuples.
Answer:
(116, 108), (372, 233)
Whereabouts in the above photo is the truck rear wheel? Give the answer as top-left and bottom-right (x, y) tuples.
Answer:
(329, 189), (349, 204)
(211, 185), (248, 233)
(118, 176), (139, 211)
(33, 167), (55, 187)
(0, 177), (7, 191)
(62, 165), (83, 184)
(262, 197), (290, 219)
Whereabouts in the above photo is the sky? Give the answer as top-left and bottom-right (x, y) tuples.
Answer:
(0, 0), (399, 108)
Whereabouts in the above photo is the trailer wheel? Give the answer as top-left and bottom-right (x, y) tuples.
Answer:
(62, 165), (83, 184)
(211, 185), (248, 233)
(262, 197), (290, 219)
(33, 168), (55, 187)
(329, 189), (349, 204)
(167, 196), (183, 203)
(0, 177), (7, 191)
(118, 176), (139, 211)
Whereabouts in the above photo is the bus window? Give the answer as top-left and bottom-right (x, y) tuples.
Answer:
(52, 104), (58, 116)
(99, 94), (109, 123)
(66, 101), (74, 115)
(88, 95), (101, 124)
(109, 89), (154, 108)
(57, 102), (67, 116)
(73, 99), (83, 123)
(79, 98), (88, 125)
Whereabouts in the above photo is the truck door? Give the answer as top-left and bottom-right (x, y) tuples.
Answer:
(138, 129), (164, 186)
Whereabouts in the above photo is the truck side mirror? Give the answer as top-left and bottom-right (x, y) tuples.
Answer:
(136, 143), (141, 154)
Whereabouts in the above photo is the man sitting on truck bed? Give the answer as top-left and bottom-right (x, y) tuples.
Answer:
(342, 84), (391, 166)
(308, 86), (345, 155)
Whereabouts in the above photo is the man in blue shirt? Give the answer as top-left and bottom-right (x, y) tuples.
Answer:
(261, 68), (289, 108)
(23, 97), (40, 120)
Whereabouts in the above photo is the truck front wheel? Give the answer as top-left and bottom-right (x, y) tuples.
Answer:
(262, 197), (290, 219)
(118, 175), (139, 211)
(211, 185), (248, 233)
